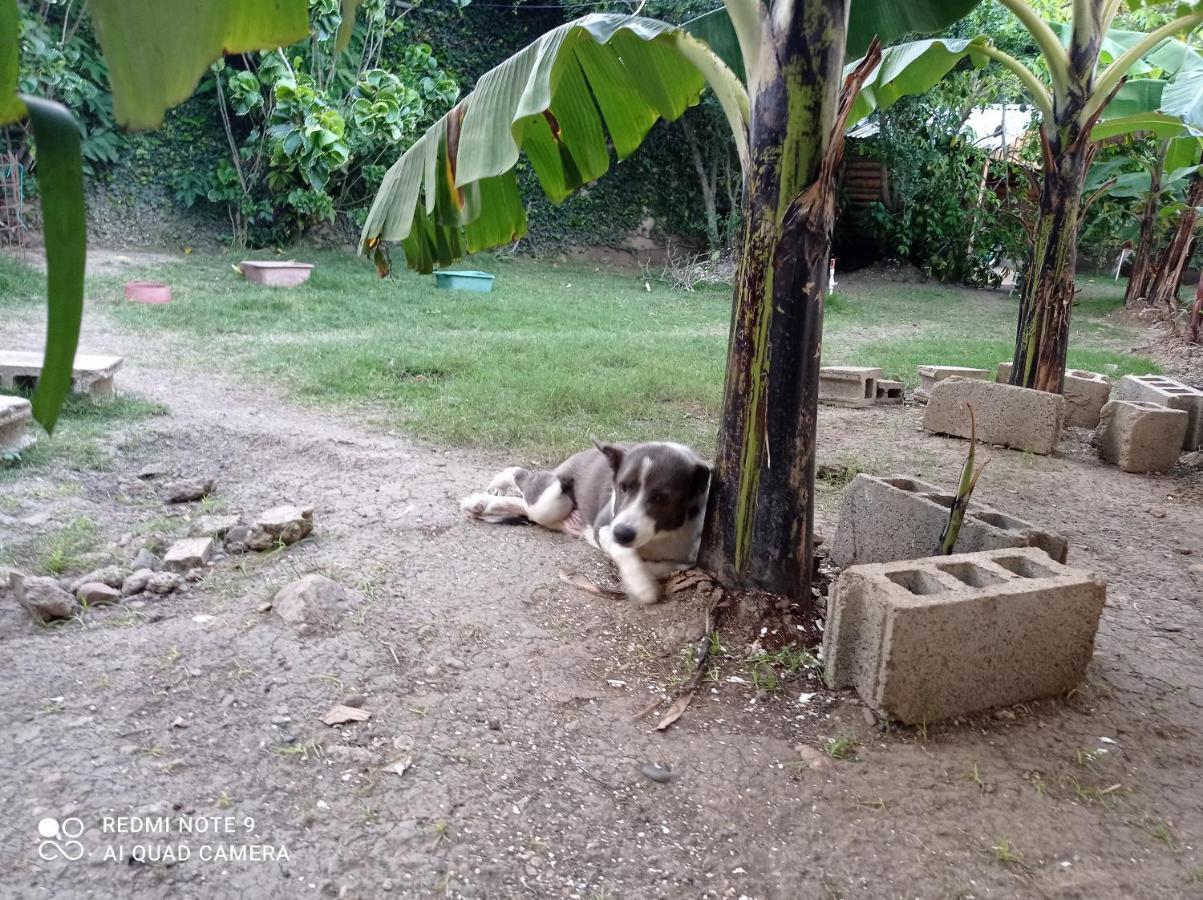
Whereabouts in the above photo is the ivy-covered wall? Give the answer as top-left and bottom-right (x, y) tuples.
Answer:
(410, 4), (708, 250)
(78, 2), (709, 252)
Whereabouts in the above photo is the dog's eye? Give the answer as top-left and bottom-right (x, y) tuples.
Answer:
(619, 482), (633, 493)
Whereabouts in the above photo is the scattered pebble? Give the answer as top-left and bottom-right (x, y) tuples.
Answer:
(640, 763), (672, 784)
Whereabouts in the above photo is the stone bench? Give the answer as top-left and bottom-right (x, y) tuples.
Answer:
(0, 351), (123, 398)
(915, 365), (990, 402)
(0, 395), (35, 452)
(1115, 374), (1203, 450)
(922, 377), (1065, 455)
(1094, 400), (1187, 473)
(818, 366), (880, 408)
(996, 363), (1111, 429)
(830, 473), (1068, 569)
(823, 547), (1106, 724)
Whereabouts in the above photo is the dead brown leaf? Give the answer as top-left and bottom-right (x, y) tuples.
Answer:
(655, 691), (695, 731)
(321, 704), (372, 726)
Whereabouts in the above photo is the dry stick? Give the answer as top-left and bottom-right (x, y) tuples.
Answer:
(638, 590), (731, 730)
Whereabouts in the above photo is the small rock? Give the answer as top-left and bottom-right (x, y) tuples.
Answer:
(443, 656), (467, 671)
(993, 707), (1017, 721)
(1180, 450), (1202, 468)
(341, 694), (367, 709)
(640, 762), (672, 784)
(121, 569), (155, 596)
(76, 582), (121, 606)
(163, 537), (214, 573)
(861, 708), (876, 726)
(423, 665), (439, 677)
(190, 514), (241, 539)
(19, 576), (80, 621)
(69, 566), (126, 593)
(273, 574), (349, 626)
(185, 568), (205, 583)
(220, 694), (236, 708)
(245, 504), (314, 551)
(322, 704), (371, 726)
(131, 548), (159, 571)
(138, 463), (169, 480)
(487, 718), (501, 731)
(164, 477), (215, 503)
(795, 744), (831, 770)
(225, 524), (250, 546)
(270, 715), (292, 725)
(146, 572), (182, 595)
(1148, 507), (1167, 519)
(0, 566), (23, 596)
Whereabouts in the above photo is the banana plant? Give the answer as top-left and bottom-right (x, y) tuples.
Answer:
(1, 0), (316, 431)
(968, 1), (1203, 393)
(360, 0), (984, 602)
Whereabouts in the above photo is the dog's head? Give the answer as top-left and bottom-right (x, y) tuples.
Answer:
(593, 440), (711, 549)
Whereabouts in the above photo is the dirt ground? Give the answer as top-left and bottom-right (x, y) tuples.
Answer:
(2, 268), (1203, 900)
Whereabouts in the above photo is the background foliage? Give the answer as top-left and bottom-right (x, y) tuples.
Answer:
(2, 0), (1188, 272)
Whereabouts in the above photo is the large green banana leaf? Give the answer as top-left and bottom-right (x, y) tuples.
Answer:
(1, 0), (312, 430)
(846, 38), (983, 127)
(360, 13), (746, 272)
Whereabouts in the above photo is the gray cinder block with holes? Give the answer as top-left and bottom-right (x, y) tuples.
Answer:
(923, 377), (1065, 455)
(830, 474), (1067, 568)
(818, 366), (882, 408)
(996, 364), (1111, 429)
(915, 365), (990, 401)
(1115, 374), (1203, 450)
(823, 547), (1106, 724)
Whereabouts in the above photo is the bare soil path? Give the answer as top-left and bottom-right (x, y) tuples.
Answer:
(2, 291), (1202, 899)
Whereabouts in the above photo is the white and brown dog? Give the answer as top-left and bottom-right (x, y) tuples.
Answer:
(460, 441), (712, 604)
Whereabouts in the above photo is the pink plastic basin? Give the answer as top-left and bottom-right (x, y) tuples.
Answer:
(124, 281), (172, 304)
(240, 261), (315, 288)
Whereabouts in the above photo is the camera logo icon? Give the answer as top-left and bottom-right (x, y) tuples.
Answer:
(37, 817), (85, 861)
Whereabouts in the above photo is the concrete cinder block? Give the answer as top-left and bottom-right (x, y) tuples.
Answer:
(1094, 400), (1187, 473)
(923, 377), (1065, 455)
(996, 363), (1110, 428)
(916, 365), (990, 401)
(0, 395), (35, 452)
(823, 547), (1106, 724)
(819, 366), (881, 408)
(830, 474), (1068, 569)
(1115, 374), (1203, 450)
(875, 379), (905, 405)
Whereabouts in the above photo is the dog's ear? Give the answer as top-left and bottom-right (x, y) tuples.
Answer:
(691, 461), (712, 496)
(592, 438), (625, 473)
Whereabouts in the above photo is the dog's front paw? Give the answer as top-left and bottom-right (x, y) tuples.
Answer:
(460, 493), (489, 518)
(623, 573), (662, 606)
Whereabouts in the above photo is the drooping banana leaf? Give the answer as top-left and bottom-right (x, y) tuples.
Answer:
(87, 0), (311, 130)
(359, 13), (747, 273)
(845, 37), (983, 129)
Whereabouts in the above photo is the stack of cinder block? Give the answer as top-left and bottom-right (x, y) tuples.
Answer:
(1091, 374), (1202, 473)
(818, 366), (906, 407)
(996, 363), (1111, 428)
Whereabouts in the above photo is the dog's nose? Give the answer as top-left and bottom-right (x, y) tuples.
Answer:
(612, 524), (637, 546)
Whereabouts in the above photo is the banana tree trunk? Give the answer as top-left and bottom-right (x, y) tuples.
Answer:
(1188, 278), (1203, 344)
(1009, 15), (1103, 395)
(1146, 171), (1203, 310)
(1123, 140), (1168, 308)
(699, 1), (875, 601)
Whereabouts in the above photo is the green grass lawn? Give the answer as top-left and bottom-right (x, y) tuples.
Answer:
(1, 250), (1158, 462)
